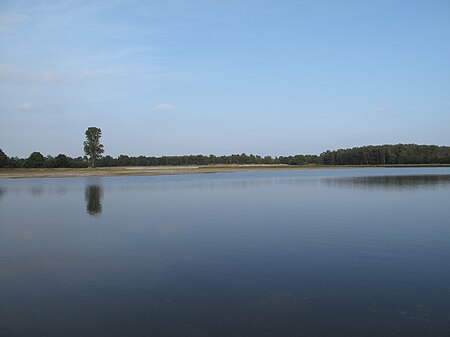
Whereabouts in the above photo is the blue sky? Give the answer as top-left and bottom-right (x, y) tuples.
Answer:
(1, 0), (449, 157)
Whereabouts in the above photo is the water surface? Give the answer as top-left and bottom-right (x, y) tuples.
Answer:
(1, 168), (450, 337)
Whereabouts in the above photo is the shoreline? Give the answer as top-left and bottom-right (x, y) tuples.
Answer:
(1, 164), (449, 179)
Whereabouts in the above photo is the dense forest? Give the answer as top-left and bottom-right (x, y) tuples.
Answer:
(0, 144), (449, 169)
(320, 144), (450, 165)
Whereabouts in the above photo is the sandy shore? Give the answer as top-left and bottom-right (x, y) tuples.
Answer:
(1, 164), (448, 179)
(0, 165), (337, 179)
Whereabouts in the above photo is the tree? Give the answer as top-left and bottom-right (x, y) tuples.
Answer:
(24, 152), (45, 168)
(7, 157), (24, 168)
(55, 154), (70, 168)
(84, 127), (104, 167)
(0, 149), (8, 168)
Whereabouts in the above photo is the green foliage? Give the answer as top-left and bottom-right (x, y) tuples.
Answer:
(319, 144), (450, 165)
(94, 153), (320, 166)
(0, 149), (8, 168)
(24, 152), (46, 168)
(71, 157), (89, 168)
(44, 155), (55, 168)
(4, 143), (450, 169)
(54, 154), (70, 168)
(6, 157), (25, 168)
(84, 127), (104, 167)
(6, 153), (87, 169)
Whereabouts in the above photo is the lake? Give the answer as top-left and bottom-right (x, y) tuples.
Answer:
(1, 167), (450, 337)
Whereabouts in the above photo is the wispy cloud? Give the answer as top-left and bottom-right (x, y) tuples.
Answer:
(16, 102), (34, 110)
(373, 107), (387, 113)
(81, 68), (120, 79)
(0, 13), (29, 33)
(155, 103), (177, 111)
(0, 1), (198, 89)
(0, 63), (119, 84)
(0, 63), (61, 83)
(12, 101), (65, 114)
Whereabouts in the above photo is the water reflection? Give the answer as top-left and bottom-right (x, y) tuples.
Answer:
(30, 186), (44, 196)
(322, 174), (450, 191)
(1, 169), (450, 337)
(84, 185), (103, 216)
(56, 186), (68, 196)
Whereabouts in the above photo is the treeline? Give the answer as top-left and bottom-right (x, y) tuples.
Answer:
(0, 149), (319, 168)
(0, 151), (87, 168)
(1, 144), (449, 169)
(96, 153), (320, 166)
(320, 144), (450, 165)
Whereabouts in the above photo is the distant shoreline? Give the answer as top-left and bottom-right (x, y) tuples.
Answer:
(1, 164), (449, 179)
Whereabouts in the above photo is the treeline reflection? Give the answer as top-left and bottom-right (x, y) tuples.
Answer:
(2, 175), (450, 197)
(87, 175), (450, 192)
(0, 184), (104, 216)
(322, 175), (450, 190)
(1, 175), (449, 214)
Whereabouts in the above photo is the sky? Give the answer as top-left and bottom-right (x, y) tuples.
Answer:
(1, 0), (449, 158)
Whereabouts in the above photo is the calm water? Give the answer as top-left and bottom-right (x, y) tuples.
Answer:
(1, 168), (450, 337)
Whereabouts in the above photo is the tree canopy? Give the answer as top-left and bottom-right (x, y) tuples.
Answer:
(0, 149), (8, 168)
(319, 144), (450, 165)
(24, 152), (45, 168)
(83, 127), (104, 167)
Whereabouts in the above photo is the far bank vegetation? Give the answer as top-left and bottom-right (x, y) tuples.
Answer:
(1, 144), (450, 169)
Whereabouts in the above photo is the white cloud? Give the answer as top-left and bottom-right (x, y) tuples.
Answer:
(373, 107), (387, 113)
(0, 63), (61, 83)
(14, 101), (64, 113)
(155, 103), (176, 111)
(16, 102), (33, 110)
(42, 73), (59, 83)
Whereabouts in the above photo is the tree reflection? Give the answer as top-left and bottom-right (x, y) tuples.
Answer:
(322, 174), (450, 191)
(85, 185), (103, 216)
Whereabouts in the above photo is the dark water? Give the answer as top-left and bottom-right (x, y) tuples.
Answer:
(1, 168), (450, 337)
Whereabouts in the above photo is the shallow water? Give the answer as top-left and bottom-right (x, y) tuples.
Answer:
(1, 168), (450, 337)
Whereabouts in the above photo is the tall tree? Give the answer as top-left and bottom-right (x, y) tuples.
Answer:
(0, 149), (8, 168)
(84, 127), (104, 167)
